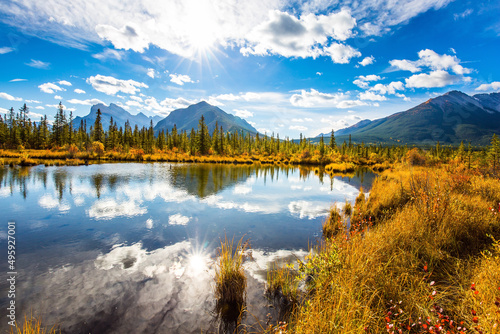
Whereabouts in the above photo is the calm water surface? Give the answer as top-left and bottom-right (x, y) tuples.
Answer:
(0, 163), (375, 333)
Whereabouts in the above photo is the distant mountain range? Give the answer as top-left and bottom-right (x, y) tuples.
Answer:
(154, 101), (257, 135)
(74, 101), (258, 135)
(73, 103), (162, 131)
(318, 90), (500, 146)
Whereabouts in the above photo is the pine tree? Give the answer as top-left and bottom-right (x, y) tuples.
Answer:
(329, 129), (336, 151)
(93, 108), (105, 143)
(197, 115), (209, 155)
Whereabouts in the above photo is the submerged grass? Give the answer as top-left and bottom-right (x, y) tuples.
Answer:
(214, 235), (248, 330)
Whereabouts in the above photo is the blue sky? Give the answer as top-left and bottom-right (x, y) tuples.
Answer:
(0, 0), (499, 138)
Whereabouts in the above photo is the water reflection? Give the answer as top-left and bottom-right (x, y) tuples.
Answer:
(0, 163), (376, 333)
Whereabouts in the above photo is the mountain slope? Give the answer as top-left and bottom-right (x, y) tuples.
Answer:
(154, 101), (258, 134)
(73, 103), (161, 131)
(329, 91), (500, 145)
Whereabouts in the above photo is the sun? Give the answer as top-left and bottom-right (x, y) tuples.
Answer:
(184, 1), (219, 54)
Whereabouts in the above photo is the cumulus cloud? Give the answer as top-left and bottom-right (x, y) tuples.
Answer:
(370, 81), (404, 95)
(87, 75), (148, 95)
(353, 74), (382, 88)
(74, 89), (86, 94)
(0, 92), (22, 101)
(169, 74), (194, 86)
(290, 89), (368, 108)
(405, 70), (462, 88)
(290, 88), (368, 109)
(25, 59), (50, 69)
(67, 98), (105, 105)
(359, 91), (387, 101)
(390, 49), (471, 75)
(358, 55), (375, 66)
(58, 80), (72, 86)
(39, 82), (65, 94)
(475, 82), (500, 91)
(160, 97), (197, 112)
(241, 9), (360, 63)
(234, 109), (253, 118)
(147, 68), (156, 79)
(54, 95), (63, 100)
(96, 24), (149, 52)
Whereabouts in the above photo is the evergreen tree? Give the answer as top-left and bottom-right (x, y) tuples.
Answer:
(329, 129), (336, 150)
(197, 115), (209, 155)
(92, 108), (105, 143)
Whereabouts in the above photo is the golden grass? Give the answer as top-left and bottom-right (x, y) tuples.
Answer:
(325, 162), (356, 173)
(214, 235), (248, 312)
(322, 205), (344, 239)
(286, 164), (500, 333)
(9, 315), (60, 334)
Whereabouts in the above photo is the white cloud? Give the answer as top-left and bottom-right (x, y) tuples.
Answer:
(54, 95), (63, 100)
(87, 75), (148, 95)
(58, 80), (72, 86)
(35, 106), (45, 110)
(92, 48), (125, 61)
(0, 0), (451, 62)
(234, 109), (253, 118)
(0, 46), (14, 54)
(405, 70), (462, 88)
(316, 72), (322, 76)
(169, 74), (194, 86)
(67, 98), (105, 105)
(370, 81), (404, 95)
(390, 49), (471, 75)
(290, 88), (368, 108)
(130, 96), (143, 102)
(126, 100), (142, 108)
(353, 74), (382, 88)
(25, 59), (50, 69)
(88, 199), (146, 220)
(358, 55), (375, 66)
(359, 91), (387, 101)
(74, 89), (86, 94)
(96, 23), (149, 53)
(39, 82), (65, 94)
(168, 214), (190, 226)
(475, 82), (500, 91)
(454, 9), (473, 20)
(26, 100), (41, 103)
(147, 68), (156, 79)
(160, 97), (197, 112)
(389, 59), (421, 73)
(289, 125), (308, 131)
(0, 92), (22, 101)
(9, 78), (27, 82)
(241, 9), (360, 63)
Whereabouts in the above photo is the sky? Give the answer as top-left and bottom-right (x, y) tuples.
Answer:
(0, 0), (500, 138)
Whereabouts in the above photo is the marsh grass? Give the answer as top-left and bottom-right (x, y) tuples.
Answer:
(266, 262), (300, 321)
(285, 165), (500, 333)
(322, 205), (344, 239)
(214, 235), (248, 331)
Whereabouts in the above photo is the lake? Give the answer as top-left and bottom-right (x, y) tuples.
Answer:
(0, 163), (375, 333)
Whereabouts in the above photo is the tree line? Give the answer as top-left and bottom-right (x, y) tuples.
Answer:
(1, 102), (499, 167)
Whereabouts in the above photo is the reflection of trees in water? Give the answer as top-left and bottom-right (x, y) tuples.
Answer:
(0, 163), (376, 201)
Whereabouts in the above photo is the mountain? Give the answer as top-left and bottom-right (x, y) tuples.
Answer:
(326, 91), (500, 146)
(73, 103), (161, 131)
(154, 101), (258, 135)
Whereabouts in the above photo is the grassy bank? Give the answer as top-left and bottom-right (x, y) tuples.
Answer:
(280, 163), (500, 333)
(0, 148), (383, 168)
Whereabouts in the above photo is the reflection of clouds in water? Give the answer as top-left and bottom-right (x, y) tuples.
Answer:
(168, 214), (190, 226)
(233, 185), (252, 195)
(21, 241), (215, 334)
(291, 185), (312, 191)
(245, 248), (309, 284)
(201, 195), (281, 214)
(88, 199), (147, 220)
(0, 187), (11, 198)
(38, 194), (71, 212)
(73, 196), (85, 206)
(145, 218), (154, 229)
(19, 241), (308, 333)
(0, 230), (6, 240)
(288, 200), (331, 219)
